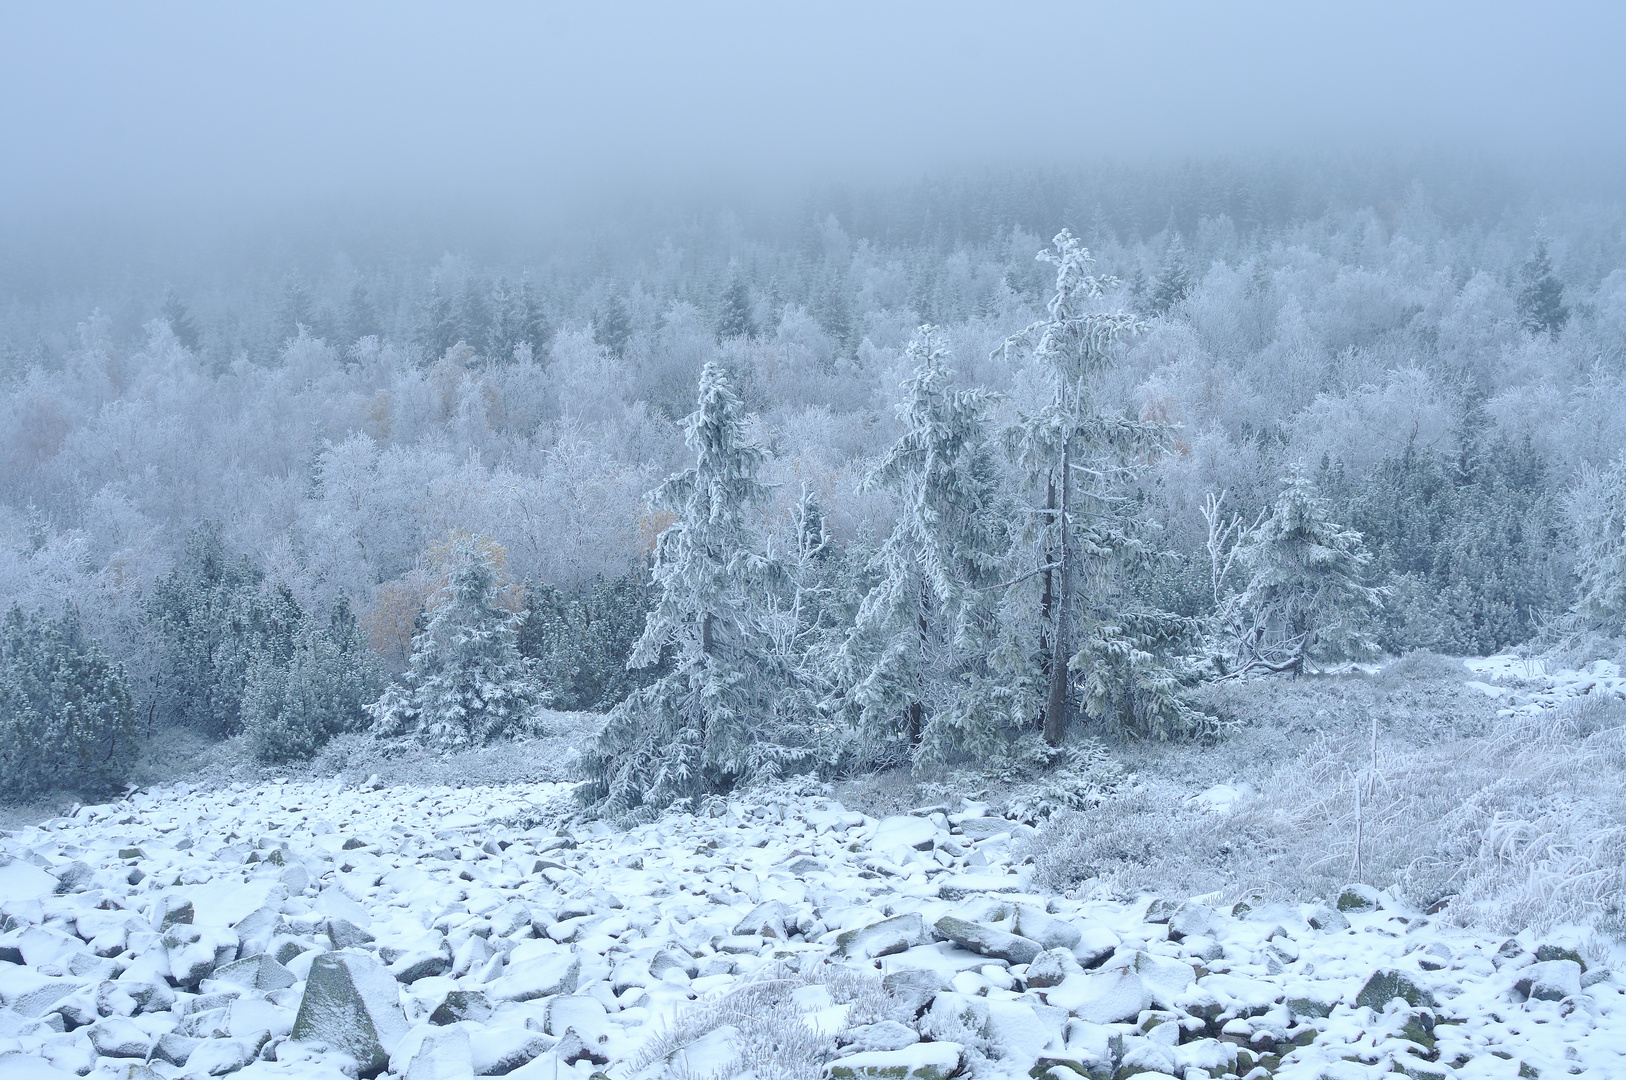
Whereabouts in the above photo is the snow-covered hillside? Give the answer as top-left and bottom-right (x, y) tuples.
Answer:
(1, 773), (1622, 1080)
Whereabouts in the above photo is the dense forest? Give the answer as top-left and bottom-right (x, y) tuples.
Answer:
(3, 161), (1624, 803)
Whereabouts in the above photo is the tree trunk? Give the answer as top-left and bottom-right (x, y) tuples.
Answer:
(1039, 474), (1055, 651)
(701, 612), (713, 657)
(1043, 445), (1072, 747)
(910, 607), (928, 747)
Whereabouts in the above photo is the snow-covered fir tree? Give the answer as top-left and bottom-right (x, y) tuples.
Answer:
(716, 272), (756, 340)
(369, 538), (538, 748)
(840, 326), (1015, 764)
(1000, 231), (1204, 741)
(580, 363), (814, 814)
(1225, 465), (1384, 675)
(1147, 233), (1191, 315)
(1564, 457), (1626, 639)
(1518, 236), (1569, 337)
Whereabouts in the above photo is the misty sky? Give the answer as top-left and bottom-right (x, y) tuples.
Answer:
(2, 1), (1622, 222)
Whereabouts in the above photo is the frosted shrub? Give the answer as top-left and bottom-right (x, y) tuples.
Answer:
(917, 735), (1128, 823)
(1552, 692), (1626, 737)
(0, 604), (136, 800)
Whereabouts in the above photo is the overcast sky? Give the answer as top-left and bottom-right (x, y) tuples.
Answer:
(1, 1), (1622, 224)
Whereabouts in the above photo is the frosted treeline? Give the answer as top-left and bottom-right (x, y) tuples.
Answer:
(1, 164), (1624, 799)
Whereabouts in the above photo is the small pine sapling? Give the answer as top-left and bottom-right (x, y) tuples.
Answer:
(1225, 465), (1385, 676)
(369, 537), (538, 749)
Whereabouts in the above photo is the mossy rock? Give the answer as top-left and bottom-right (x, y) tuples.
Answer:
(1401, 1065), (1451, 1080)
(1029, 1056), (1110, 1080)
(826, 1042), (964, 1079)
(1336, 884), (1379, 912)
(1534, 944), (1586, 971)
(1398, 1013), (1437, 1052)
(291, 950), (409, 1079)
(1287, 995), (1335, 1019)
(1355, 969), (1436, 1010)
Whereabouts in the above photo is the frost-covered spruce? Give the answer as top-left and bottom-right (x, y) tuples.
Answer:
(1000, 231), (1201, 742)
(1226, 465), (1384, 674)
(368, 538), (538, 749)
(580, 363), (814, 813)
(1565, 456), (1626, 639)
(840, 325), (1015, 763)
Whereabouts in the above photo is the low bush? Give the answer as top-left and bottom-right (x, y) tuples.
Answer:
(0, 604), (137, 800)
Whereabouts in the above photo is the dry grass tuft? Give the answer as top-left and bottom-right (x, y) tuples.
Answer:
(632, 960), (907, 1080)
(1023, 657), (1626, 939)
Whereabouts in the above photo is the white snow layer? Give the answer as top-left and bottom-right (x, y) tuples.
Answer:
(1464, 655), (1625, 715)
(0, 773), (1621, 1080)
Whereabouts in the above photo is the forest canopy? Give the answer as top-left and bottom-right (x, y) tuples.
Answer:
(1, 160), (1623, 794)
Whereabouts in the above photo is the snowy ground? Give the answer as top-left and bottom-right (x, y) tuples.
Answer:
(1463, 656), (1626, 717)
(2, 762), (1624, 1080)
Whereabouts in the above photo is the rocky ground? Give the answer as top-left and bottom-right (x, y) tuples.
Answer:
(1, 762), (1623, 1080)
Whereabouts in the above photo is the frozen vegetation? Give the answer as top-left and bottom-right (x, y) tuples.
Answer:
(0, 654), (1623, 1080)
(3, 161), (1626, 1078)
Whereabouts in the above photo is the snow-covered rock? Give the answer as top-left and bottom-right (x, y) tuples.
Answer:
(0, 773), (1616, 1080)
(932, 914), (1043, 965)
(290, 948), (409, 1075)
(404, 1025), (475, 1080)
(826, 1040), (963, 1079)
(871, 815), (940, 855)
(836, 913), (931, 960)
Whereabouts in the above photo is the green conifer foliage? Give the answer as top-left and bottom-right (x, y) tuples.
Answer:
(0, 604), (136, 799)
(1228, 466), (1384, 674)
(1325, 437), (1567, 654)
(369, 540), (539, 749)
(147, 522), (298, 737)
(244, 597), (385, 763)
(519, 572), (662, 711)
(580, 364), (814, 813)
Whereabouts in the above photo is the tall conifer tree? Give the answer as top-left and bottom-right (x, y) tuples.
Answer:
(581, 364), (813, 813)
(841, 326), (1013, 763)
(1000, 231), (1200, 742)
